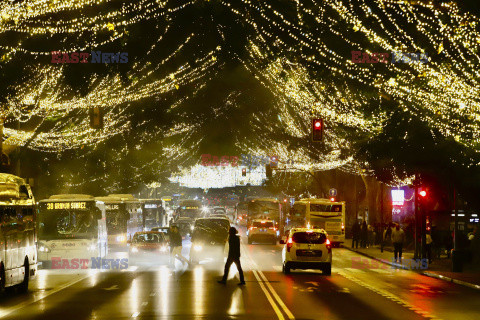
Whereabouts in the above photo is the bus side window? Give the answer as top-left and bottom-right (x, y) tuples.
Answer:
(1, 207), (17, 225)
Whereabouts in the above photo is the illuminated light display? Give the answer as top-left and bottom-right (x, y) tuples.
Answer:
(391, 189), (405, 206)
(0, 0), (479, 188)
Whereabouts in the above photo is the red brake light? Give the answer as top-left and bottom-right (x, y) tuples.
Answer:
(326, 238), (332, 253)
(287, 237), (294, 252)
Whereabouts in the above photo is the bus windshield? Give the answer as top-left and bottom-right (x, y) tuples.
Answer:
(39, 208), (100, 240)
(105, 206), (129, 234)
(310, 204), (342, 213)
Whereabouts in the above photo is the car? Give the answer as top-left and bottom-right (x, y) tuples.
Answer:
(175, 217), (195, 237)
(151, 227), (170, 241)
(236, 214), (247, 226)
(189, 218), (230, 264)
(280, 228), (332, 275)
(212, 206), (227, 215)
(247, 219), (277, 244)
(210, 213), (229, 220)
(129, 231), (170, 264)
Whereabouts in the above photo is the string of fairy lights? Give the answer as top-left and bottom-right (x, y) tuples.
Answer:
(1, 0), (480, 188)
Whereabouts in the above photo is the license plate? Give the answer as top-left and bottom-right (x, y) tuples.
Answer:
(296, 250), (322, 257)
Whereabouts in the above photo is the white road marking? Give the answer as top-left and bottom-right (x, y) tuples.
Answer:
(337, 271), (443, 320)
(242, 242), (295, 320)
(0, 273), (92, 318)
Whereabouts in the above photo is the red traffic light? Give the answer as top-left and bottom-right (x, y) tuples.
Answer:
(312, 118), (324, 142)
(419, 190), (427, 197)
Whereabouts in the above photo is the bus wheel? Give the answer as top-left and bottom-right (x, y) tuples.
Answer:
(18, 258), (29, 293)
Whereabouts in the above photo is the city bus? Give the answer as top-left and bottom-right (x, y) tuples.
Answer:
(288, 198), (345, 246)
(95, 194), (143, 246)
(176, 199), (203, 220)
(37, 194), (108, 266)
(140, 199), (165, 230)
(0, 173), (37, 292)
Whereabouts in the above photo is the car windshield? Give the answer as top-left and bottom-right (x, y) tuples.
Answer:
(253, 221), (274, 228)
(292, 232), (327, 244)
(133, 233), (165, 243)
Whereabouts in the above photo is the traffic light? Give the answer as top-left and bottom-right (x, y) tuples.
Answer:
(330, 197), (335, 202)
(312, 118), (323, 142)
(89, 107), (104, 129)
(265, 164), (272, 178)
(241, 168), (246, 177)
(419, 189), (427, 198)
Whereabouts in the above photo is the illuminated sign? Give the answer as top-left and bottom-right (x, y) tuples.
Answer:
(46, 202), (87, 210)
(391, 190), (405, 206)
(184, 206), (199, 210)
(105, 204), (120, 211)
(144, 204), (158, 209)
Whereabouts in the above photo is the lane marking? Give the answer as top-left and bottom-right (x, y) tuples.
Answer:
(0, 273), (92, 318)
(337, 271), (443, 320)
(241, 241), (295, 320)
(251, 269), (285, 320)
(256, 269), (295, 320)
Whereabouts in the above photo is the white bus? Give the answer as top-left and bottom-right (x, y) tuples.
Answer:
(37, 194), (108, 266)
(95, 194), (143, 246)
(0, 173), (37, 292)
(288, 198), (345, 246)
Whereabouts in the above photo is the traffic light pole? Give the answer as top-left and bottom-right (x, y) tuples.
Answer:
(414, 186), (419, 260)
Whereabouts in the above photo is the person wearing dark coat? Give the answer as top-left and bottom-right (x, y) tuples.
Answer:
(218, 227), (245, 285)
(360, 221), (368, 248)
(351, 221), (361, 249)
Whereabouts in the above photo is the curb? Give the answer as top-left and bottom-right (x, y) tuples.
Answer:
(422, 272), (480, 291)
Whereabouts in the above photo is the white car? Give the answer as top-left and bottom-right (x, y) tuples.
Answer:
(247, 220), (277, 244)
(281, 228), (332, 275)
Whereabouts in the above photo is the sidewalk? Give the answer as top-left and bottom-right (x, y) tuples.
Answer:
(343, 238), (480, 290)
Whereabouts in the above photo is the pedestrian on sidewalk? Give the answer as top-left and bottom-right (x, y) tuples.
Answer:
(368, 225), (375, 247)
(218, 227), (245, 285)
(360, 221), (368, 248)
(351, 220), (361, 249)
(169, 225), (189, 266)
(391, 224), (405, 263)
(426, 232), (433, 264)
(470, 226), (480, 266)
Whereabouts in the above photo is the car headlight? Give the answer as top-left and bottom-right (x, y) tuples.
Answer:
(131, 247), (139, 253)
(116, 235), (126, 242)
(193, 244), (203, 252)
(190, 226), (194, 231)
(159, 246), (168, 252)
(39, 246), (50, 253)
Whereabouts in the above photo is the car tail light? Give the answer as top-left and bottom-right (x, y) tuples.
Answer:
(287, 238), (294, 252)
(326, 239), (332, 253)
